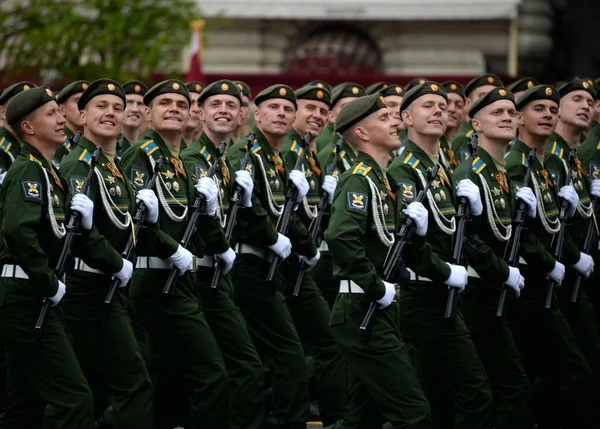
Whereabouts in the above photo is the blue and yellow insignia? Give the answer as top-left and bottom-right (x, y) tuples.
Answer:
(290, 141), (303, 157)
(402, 153), (421, 169)
(466, 129), (475, 138)
(550, 141), (564, 159)
(69, 177), (85, 194)
(471, 156), (486, 174)
(198, 145), (212, 163)
(398, 182), (415, 200)
(0, 137), (12, 154)
(347, 192), (368, 213)
(195, 165), (207, 179)
(352, 162), (372, 176)
(521, 153), (529, 167)
(590, 162), (600, 179)
(251, 141), (262, 155)
(141, 140), (159, 157)
(596, 140), (600, 150)
(131, 169), (147, 189)
(339, 150), (347, 159)
(22, 180), (42, 202)
(29, 154), (42, 166)
(78, 149), (92, 165)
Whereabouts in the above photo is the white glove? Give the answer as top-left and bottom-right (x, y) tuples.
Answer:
(299, 250), (320, 271)
(456, 179), (483, 216)
(289, 170), (309, 203)
(591, 179), (600, 199)
(195, 177), (218, 216)
(268, 233), (292, 259)
(235, 170), (254, 207)
(572, 252), (594, 278)
(403, 201), (428, 236)
(516, 186), (537, 218)
(377, 280), (397, 309)
(547, 261), (565, 285)
(322, 175), (338, 205)
(168, 245), (194, 275)
(504, 266), (525, 297)
(444, 263), (468, 292)
(113, 259), (133, 287)
(136, 189), (159, 224)
(216, 248), (236, 275)
(71, 193), (94, 230)
(49, 280), (66, 307)
(558, 185), (578, 218)
(0, 171), (7, 185)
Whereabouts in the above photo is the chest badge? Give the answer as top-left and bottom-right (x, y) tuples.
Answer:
(173, 181), (180, 192)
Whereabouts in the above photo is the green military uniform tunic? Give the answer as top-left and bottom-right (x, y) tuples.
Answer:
(325, 151), (431, 429)
(115, 134), (132, 163)
(227, 127), (316, 426)
(506, 140), (599, 428)
(388, 140), (494, 429)
(450, 125), (476, 163)
(453, 145), (532, 429)
(281, 129), (346, 425)
(315, 121), (334, 153)
(59, 136), (154, 428)
(181, 132), (265, 429)
(120, 129), (229, 429)
(51, 126), (77, 168)
(438, 135), (459, 174)
(0, 143), (94, 428)
(0, 127), (20, 175)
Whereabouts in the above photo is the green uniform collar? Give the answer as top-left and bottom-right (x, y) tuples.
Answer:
(197, 132), (230, 161)
(64, 126), (74, 140)
(402, 139), (439, 169)
(251, 127), (279, 161)
(0, 127), (20, 149)
(354, 151), (387, 181)
(21, 142), (52, 169)
(143, 129), (179, 159)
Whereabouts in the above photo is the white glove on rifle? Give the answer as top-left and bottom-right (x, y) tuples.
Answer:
(403, 201), (428, 236)
(71, 193), (94, 230)
(444, 263), (468, 292)
(376, 280), (396, 309)
(136, 189), (159, 224)
(547, 261), (565, 285)
(235, 170), (254, 208)
(504, 266), (525, 297)
(49, 280), (66, 307)
(591, 179), (600, 199)
(168, 245), (194, 276)
(268, 233), (292, 259)
(557, 185), (578, 218)
(322, 175), (338, 205)
(456, 179), (483, 216)
(289, 170), (309, 203)
(0, 171), (7, 185)
(516, 186), (537, 218)
(572, 252), (594, 278)
(113, 259), (133, 287)
(216, 248), (236, 275)
(299, 250), (320, 272)
(195, 177), (218, 216)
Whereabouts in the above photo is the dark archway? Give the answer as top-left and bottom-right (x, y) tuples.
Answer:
(283, 23), (383, 75)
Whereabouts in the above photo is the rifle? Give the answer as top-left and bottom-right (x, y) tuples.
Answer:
(162, 143), (227, 295)
(444, 134), (478, 321)
(495, 147), (536, 321)
(544, 148), (576, 309)
(570, 199), (599, 303)
(209, 134), (255, 289)
(359, 164), (440, 344)
(265, 132), (310, 294)
(35, 146), (102, 334)
(292, 137), (343, 297)
(104, 156), (165, 306)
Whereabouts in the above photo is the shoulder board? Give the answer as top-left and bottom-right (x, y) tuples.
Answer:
(78, 149), (92, 166)
(140, 140), (160, 157)
(550, 141), (564, 159)
(466, 129), (475, 138)
(251, 141), (262, 155)
(352, 162), (372, 176)
(596, 140), (600, 150)
(402, 152), (421, 169)
(198, 145), (212, 163)
(339, 150), (347, 159)
(29, 154), (43, 166)
(290, 140), (303, 157)
(0, 137), (12, 154)
(471, 156), (486, 174)
(521, 152), (529, 167)
(62, 135), (71, 150)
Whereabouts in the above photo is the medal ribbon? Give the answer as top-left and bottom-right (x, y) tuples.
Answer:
(106, 162), (124, 181)
(170, 158), (186, 177)
(437, 170), (449, 188)
(382, 177), (396, 201)
(272, 155), (285, 175)
(221, 165), (230, 187)
(308, 156), (321, 176)
(540, 169), (554, 189)
(575, 158), (587, 179)
(49, 168), (63, 190)
(495, 172), (509, 193)
(447, 149), (459, 168)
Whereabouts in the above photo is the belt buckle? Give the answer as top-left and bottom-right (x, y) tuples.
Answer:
(191, 256), (198, 272)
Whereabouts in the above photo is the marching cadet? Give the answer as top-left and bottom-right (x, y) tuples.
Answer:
(0, 86), (97, 428)
(453, 88), (533, 429)
(438, 81), (466, 172)
(183, 81), (205, 146)
(117, 80), (148, 161)
(452, 74), (503, 162)
(315, 82), (366, 153)
(389, 82), (495, 429)
(0, 82), (37, 182)
(506, 78), (539, 102)
(59, 79), (155, 428)
(280, 85), (346, 426)
(53, 80), (89, 167)
(367, 83), (407, 154)
(120, 79), (229, 429)
(180, 79), (266, 429)
(324, 92), (431, 429)
(506, 84), (600, 428)
(227, 84), (315, 429)
(232, 80), (253, 142)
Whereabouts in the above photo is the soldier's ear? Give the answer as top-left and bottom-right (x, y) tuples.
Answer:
(401, 109), (412, 126)
(471, 118), (482, 133)
(79, 109), (87, 126)
(20, 119), (35, 136)
(516, 111), (525, 126)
